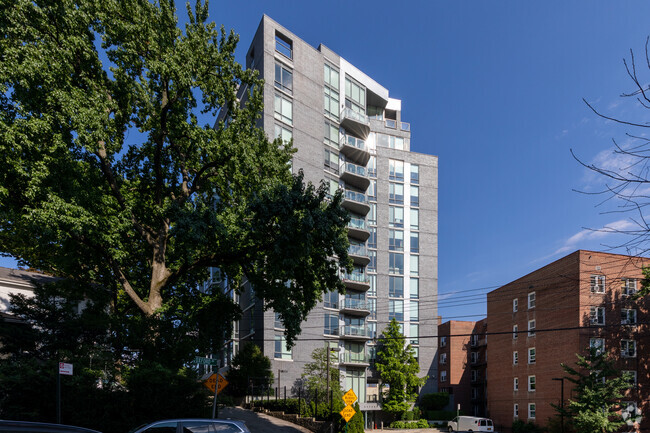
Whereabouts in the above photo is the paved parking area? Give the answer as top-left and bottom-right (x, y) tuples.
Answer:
(219, 406), (313, 433)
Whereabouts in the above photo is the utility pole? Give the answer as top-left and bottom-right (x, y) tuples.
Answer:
(552, 378), (565, 433)
(326, 346), (340, 411)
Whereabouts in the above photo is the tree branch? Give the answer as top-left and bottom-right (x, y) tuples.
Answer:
(583, 98), (650, 128)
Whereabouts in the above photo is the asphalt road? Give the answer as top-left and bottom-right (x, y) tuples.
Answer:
(218, 406), (313, 433)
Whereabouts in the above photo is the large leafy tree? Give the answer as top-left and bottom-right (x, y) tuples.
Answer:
(375, 319), (426, 420)
(226, 343), (273, 397)
(0, 0), (350, 360)
(301, 346), (343, 406)
(554, 348), (632, 433)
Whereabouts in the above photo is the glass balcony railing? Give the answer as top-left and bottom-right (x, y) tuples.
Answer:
(340, 134), (367, 152)
(341, 107), (369, 126)
(341, 162), (367, 178)
(348, 216), (367, 231)
(340, 325), (373, 338)
(385, 119), (397, 129)
(348, 244), (367, 257)
(342, 351), (370, 364)
(341, 270), (370, 284)
(342, 298), (369, 311)
(344, 190), (368, 205)
(400, 122), (411, 131)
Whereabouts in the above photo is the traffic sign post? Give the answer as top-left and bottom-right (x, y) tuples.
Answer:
(342, 389), (357, 406)
(340, 389), (358, 433)
(204, 373), (228, 419)
(340, 405), (356, 422)
(57, 363), (73, 424)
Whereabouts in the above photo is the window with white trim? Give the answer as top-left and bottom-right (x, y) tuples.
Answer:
(621, 308), (637, 325)
(274, 93), (292, 125)
(471, 352), (478, 364)
(528, 319), (536, 337)
(591, 275), (605, 293)
(590, 337), (605, 355)
(623, 370), (637, 386)
(274, 62), (293, 94)
(275, 32), (292, 59)
(514, 377), (519, 391)
(621, 339), (637, 358)
(590, 306), (605, 325)
(528, 375), (536, 391)
(513, 351), (518, 365)
(274, 334), (292, 359)
(440, 370), (447, 382)
(528, 292), (536, 309)
(440, 352), (447, 364)
(513, 324), (518, 340)
(528, 347), (536, 364)
(471, 370), (478, 382)
(440, 336), (447, 347)
(528, 403), (536, 419)
(275, 124), (292, 144)
(622, 278), (637, 297)
(514, 404), (519, 418)
(471, 334), (479, 346)
(513, 298), (518, 312)
(389, 159), (404, 182)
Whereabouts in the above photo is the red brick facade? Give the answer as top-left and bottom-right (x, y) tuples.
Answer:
(486, 250), (650, 432)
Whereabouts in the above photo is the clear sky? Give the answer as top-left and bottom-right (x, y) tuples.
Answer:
(3, 1), (650, 322)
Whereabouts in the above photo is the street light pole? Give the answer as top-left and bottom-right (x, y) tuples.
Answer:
(552, 378), (565, 433)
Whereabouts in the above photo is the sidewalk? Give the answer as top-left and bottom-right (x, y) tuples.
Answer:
(219, 406), (313, 433)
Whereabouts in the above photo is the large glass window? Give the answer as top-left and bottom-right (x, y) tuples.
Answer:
(324, 148), (339, 174)
(367, 180), (377, 201)
(324, 64), (339, 90)
(389, 183), (404, 204)
(367, 250), (377, 272)
(410, 255), (419, 276)
(324, 86), (339, 120)
(275, 33), (292, 59)
(410, 186), (419, 207)
(410, 232), (419, 253)
(274, 312), (283, 329)
(389, 299), (404, 321)
(389, 160), (404, 182)
(345, 370), (366, 407)
(324, 121), (339, 147)
(389, 229), (404, 251)
(275, 124), (292, 144)
(389, 252), (404, 274)
(368, 227), (377, 249)
(274, 334), (292, 359)
(369, 203), (377, 225)
(368, 274), (377, 296)
(376, 134), (404, 150)
(410, 279), (419, 299)
(274, 63), (293, 94)
(345, 77), (365, 113)
(409, 301), (419, 322)
(367, 156), (377, 178)
(324, 313), (338, 335)
(368, 297), (377, 320)
(389, 206), (404, 228)
(411, 164), (419, 184)
(409, 323), (419, 345)
(274, 93), (292, 125)
(323, 290), (338, 309)
(389, 276), (404, 298)
(410, 208), (419, 230)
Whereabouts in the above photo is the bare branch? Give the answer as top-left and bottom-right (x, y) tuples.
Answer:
(582, 98), (650, 128)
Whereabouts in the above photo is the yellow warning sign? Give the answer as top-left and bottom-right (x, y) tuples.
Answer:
(342, 388), (357, 406)
(203, 373), (228, 394)
(340, 405), (356, 422)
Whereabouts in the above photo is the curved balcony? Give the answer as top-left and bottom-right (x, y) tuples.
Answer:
(341, 270), (370, 291)
(340, 162), (370, 191)
(342, 190), (370, 216)
(341, 108), (370, 140)
(348, 244), (370, 266)
(340, 134), (371, 166)
(340, 351), (370, 367)
(339, 324), (373, 341)
(340, 298), (371, 317)
(347, 216), (370, 241)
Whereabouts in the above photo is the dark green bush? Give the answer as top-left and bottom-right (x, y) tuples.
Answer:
(420, 392), (450, 411)
(426, 410), (457, 420)
(389, 419), (429, 429)
(512, 419), (545, 433)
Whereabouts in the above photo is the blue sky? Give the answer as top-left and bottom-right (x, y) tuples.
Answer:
(3, 1), (650, 321)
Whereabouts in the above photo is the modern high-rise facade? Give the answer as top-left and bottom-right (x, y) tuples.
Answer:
(219, 16), (438, 426)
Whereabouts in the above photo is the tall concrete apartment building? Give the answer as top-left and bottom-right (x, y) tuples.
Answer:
(219, 16), (439, 426)
(486, 251), (649, 432)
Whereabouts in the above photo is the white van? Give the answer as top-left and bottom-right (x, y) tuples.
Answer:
(447, 416), (494, 432)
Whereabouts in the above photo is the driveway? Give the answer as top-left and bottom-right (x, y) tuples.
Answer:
(218, 406), (313, 433)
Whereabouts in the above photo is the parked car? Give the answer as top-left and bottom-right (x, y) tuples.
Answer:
(447, 416), (494, 432)
(0, 420), (102, 433)
(129, 419), (249, 433)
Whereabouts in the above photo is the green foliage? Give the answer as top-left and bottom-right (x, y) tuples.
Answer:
(389, 419), (429, 429)
(301, 346), (343, 409)
(425, 410), (457, 421)
(554, 348), (631, 433)
(420, 392), (450, 411)
(512, 420), (545, 433)
(346, 402), (364, 433)
(226, 343), (273, 397)
(375, 319), (426, 420)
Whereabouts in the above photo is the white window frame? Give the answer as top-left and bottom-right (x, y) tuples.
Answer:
(471, 351), (478, 364)
(471, 334), (479, 347)
(274, 93), (293, 125)
(528, 319), (536, 337)
(513, 351), (518, 365)
(590, 306), (605, 325)
(440, 336), (447, 347)
(591, 275), (605, 293)
(440, 352), (447, 364)
(514, 377), (519, 391)
(514, 403), (519, 418)
(528, 347), (536, 364)
(590, 337), (605, 355)
(528, 403), (536, 419)
(621, 308), (637, 325)
(528, 292), (536, 309)
(513, 324), (518, 340)
(440, 370), (447, 382)
(621, 339), (637, 358)
(528, 375), (536, 392)
(622, 278), (637, 297)
(513, 298), (518, 312)
(623, 370), (637, 386)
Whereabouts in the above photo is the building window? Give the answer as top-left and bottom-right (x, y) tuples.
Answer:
(470, 334), (479, 346)
(274, 93), (292, 125)
(621, 308), (637, 325)
(323, 290), (338, 309)
(389, 206), (404, 228)
(410, 278), (419, 299)
(590, 337), (605, 355)
(389, 299), (404, 321)
(513, 298), (518, 312)
(274, 312), (284, 329)
(410, 208), (419, 230)
(513, 324), (518, 340)
(367, 227), (377, 249)
(621, 339), (637, 358)
(274, 63), (293, 94)
(590, 306), (605, 325)
(324, 63), (339, 90)
(410, 255), (419, 277)
(409, 323), (419, 345)
(389, 183), (404, 204)
(368, 274), (376, 296)
(528, 320), (536, 337)
(513, 351), (518, 365)
(389, 229), (404, 251)
(440, 336), (447, 347)
(528, 403), (536, 419)
(623, 370), (637, 386)
(440, 352), (447, 364)
(471, 370), (478, 382)
(345, 77), (365, 113)
(410, 185), (419, 207)
(622, 278), (637, 297)
(514, 404), (519, 418)
(411, 164), (419, 184)
(367, 250), (377, 272)
(274, 334), (292, 359)
(409, 301), (419, 322)
(440, 370), (447, 382)
(367, 179), (377, 201)
(471, 352), (478, 364)
(514, 377), (519, 391)
(324, 85), (339, 121)
(410, 232), (419, 253)
(528, 375), (536, 391)
(528, 347), (536, 364)
(389, 252), (404, 274)
(323, 148), (339, 174)
(389, 159), (404, 182)
(324, 121), (339, 147)
(389, 276), (404, 298)
(367, 156), (377, 178)
(376, 133), (404, 150)
(528, 292), (536, 309)
(275, 32), (292, 59)
(591, 275), (606, 293)
(275, 124), (292, 144)
(471, 388), (478, 400)
(324, 314), (338, 335)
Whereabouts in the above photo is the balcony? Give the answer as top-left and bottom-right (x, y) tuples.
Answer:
(340, 351), (370, 367)
(348, 244), (370, 266)
(340, 134), (370, 166)
(340, 107), (370, 141)
(342, 190), (370, 216)
(340, 162), (370, 191)
(341, 270), (370, 291)
(347, 216), (370, 241)
(339, 324), (373, 341)
(340, 298), (371, 316)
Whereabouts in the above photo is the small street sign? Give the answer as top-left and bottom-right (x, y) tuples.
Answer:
(340, 405), (356, 423)
(195, 356), (218, 366)
(59, 362), (73, 376)
(204, 373), (228, 394)
(342, 389), (357, 406)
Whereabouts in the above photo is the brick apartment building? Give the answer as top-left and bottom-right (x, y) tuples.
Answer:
(486, 250), (649, 432)
(438, 319), (487, 417)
